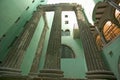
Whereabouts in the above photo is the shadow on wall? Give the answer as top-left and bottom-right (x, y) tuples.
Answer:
(102, 36), (120, 79)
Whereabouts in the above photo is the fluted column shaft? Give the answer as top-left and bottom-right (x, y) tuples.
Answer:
(0, 9), (43, 76)
(44, 7), (62, 69)
(80, 23), (107, 70)
(39, 7), (63, 79)
(74, 5), (116, 79)
(29, 22), (48, 76)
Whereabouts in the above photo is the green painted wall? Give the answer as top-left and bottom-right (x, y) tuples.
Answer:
(102, 36), (120, 79)
(21, 16), (45, 75)
(61, 37), (87, 78)
(61, 11), (87, 78)
(0, 0), (47, 61)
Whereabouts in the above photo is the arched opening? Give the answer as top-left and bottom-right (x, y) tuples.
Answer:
(65, 29), (70, 36)
(60, 45), (75, 58)
(115, 3), (120, 23)
(103, 21), (120, 42)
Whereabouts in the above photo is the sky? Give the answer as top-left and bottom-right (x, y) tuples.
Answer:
(47, 0), (95, 24)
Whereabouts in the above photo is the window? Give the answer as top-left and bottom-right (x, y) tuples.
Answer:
(32, 0), (35, 3)
(41, 0), (44, 2)
(115, 3), (120, 23)
(3, 34), (6, 37)
(65, 21), (69, 24)
(65, 29), (70, 36)
(15, 17), (20, 23)
(61, 29), (70, 36)
(96, 22), (120, 49)
(103, 21), (120, 42)
(109, 51), (113, 57)
(61, 45), (75, 58)
(26, 6), (29, 10)
(65, 15), (68, 18)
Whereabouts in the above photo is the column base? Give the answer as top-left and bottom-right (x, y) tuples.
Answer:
(0, 67), (21, 77)
(29, 72), (38, 77)
(38, 69), (64, 79)
(86, 70), (116, 80)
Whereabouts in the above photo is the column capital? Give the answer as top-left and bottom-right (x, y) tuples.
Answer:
(74, 5), (85, 21)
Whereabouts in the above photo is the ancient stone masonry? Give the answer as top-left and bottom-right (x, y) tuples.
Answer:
(0, 9), (43, 76)
(0, 3), (118, 80)
(74, 5), (116, 80)
(39, 7), (64, 79)
(38, 3), (77, 11)
(44, 7), (62, 69)
(29, 13), (48, 76)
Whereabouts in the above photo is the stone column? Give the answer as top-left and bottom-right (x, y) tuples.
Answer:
(0, 9), (43, 76)
(29, 15), (48, 76)
(74, 5), (116, 79)
(39, 7), (63, 79)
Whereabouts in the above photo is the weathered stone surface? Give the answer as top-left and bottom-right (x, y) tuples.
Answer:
(39, 7), (63, 79)
(75, 5), (116, 79)
(0, 9), (43, 76)
(29, 14), (48, 76)
(43, 7), (62, 69)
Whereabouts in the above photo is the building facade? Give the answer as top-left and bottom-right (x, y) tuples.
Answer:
(0, 0), (120, 80)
